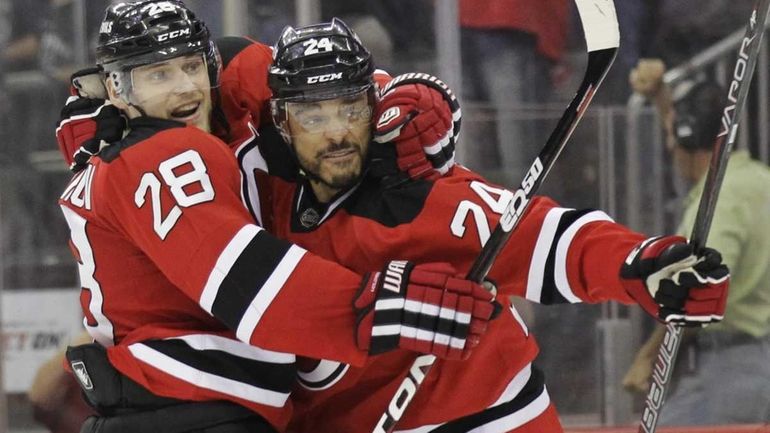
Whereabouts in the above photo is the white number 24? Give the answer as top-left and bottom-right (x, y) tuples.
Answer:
(450, 181), (513, 246)
(303, 37), (334, 55)
(134, 150), (215, 239)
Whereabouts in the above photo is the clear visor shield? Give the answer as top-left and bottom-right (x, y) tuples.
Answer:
(285, 87), (373, 137)
(123, 53), (215, 108)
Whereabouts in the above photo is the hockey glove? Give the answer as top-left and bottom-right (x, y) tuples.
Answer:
(621, 236), (729, 326)
(374, 73), (461, 181)
(355, 261), (497, 360)
(56, 67), (126, 173)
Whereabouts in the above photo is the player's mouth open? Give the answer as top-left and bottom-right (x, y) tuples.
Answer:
(170, 102), (201, 121)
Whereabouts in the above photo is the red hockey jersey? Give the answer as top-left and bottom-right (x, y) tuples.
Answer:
(58, 119), (379, 430)
(250, 165), (646, 432)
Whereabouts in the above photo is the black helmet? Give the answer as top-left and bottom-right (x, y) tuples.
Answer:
(96, 1), (220, 91)
(269, 18), (375, 143)
(268, 18), (374, 102)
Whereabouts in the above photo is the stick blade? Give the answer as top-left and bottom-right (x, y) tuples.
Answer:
(575, 0), (620, 52)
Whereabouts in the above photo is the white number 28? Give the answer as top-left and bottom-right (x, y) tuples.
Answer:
(134, 150), (215, 239)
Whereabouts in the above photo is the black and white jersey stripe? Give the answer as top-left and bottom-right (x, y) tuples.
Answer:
(393, 363), (549, 433)
(297, 359), (351, 391)
(127, 334), (296, 408)
(198, 224), (306, 342)
(233, 122), (265, 226)
(526, 208), (614, 304)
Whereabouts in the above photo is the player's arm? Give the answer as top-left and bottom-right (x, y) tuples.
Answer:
(480, 187), (727, 326)
(406, 174), (639, 303)
(403, 170), (728, 326)
(56, 67), (126, 173)
(105, 128), (494, 365)
(216, 37), (275, 128)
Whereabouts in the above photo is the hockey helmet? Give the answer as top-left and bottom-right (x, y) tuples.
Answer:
(672, 79), (724, 152)
(269, 18), (376, 142)
(96, 1), (220, 99)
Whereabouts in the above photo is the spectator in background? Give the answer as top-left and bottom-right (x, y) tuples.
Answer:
(1, 0), (50, 73)
(459, 0), (569, 186)
(648, 0), (756, 66)
(320, 0), (436, 73)
(39, 0), (111, 80)
(1, 0), (59, 290)
(1, 0), (107, 291)
(594, 0), (649, 103)
(0, 0), (11, 159)
(247, 1), (294, 46)
(623, 59), (770, 426)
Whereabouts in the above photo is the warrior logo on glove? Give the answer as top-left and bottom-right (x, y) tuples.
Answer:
(355, 261), (498, 360)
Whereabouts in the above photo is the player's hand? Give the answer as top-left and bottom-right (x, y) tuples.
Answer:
(56, 67), (125, 173)
(629, 58), (666, 98)
(354, 261), (497, 360)
(621, 236), (729, 326)
(374, 73), (460, 181)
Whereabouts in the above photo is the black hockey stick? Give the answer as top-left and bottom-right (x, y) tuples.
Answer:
(372, 2), (619, 431)
(638, 1), (770, 432)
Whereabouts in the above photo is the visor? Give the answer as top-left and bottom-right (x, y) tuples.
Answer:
(121, 53), (215, 106)
(285, 87), (373, 135)
(277, 82), (372, 104)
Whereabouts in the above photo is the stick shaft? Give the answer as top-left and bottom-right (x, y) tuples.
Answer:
(639, 2), (770, 432)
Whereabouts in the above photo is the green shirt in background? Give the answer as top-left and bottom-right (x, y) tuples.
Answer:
(678, 150), (770, 337)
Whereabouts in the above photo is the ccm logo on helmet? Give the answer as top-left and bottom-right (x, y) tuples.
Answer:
(307, 73), (343, 84)
(157, 28), (191, 42)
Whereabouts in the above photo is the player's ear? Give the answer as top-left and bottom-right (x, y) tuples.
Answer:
(104, 76), (129, 111)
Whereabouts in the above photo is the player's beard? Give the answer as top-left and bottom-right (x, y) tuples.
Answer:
(298, 138), (367, 192)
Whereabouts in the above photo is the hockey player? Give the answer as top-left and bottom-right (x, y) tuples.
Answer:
(256, 21), (732, 432)
(57, 3), (495, 432)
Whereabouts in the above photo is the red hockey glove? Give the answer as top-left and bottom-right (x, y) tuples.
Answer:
(621, 236), (729, 326)
(56, 67), (125, 173)
(355, 261), (497, 360)
(374, 73), (461, 181)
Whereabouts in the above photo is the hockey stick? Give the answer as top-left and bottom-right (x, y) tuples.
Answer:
(372, 2), (619, 432)
(638, 1), (770, 432)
